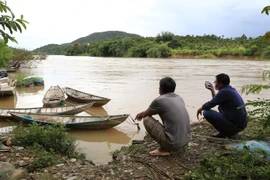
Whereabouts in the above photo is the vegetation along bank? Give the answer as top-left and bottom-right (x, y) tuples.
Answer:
(33, 31), (270, 60)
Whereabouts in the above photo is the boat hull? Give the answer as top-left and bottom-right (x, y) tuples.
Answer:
(0, 103), (94, 118)
(10, 113), (129, 130)
(63, 87), (110, 106)
(0, 87), (16, 96)
(43, 100), (62, 107)
(66, 96), (110, 106)
(43, 86), (65, 107)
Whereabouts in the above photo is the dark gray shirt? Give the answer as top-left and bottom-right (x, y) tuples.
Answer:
(149, 92), (191, 148)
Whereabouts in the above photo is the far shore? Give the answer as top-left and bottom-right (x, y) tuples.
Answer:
(49, 54), (269, 61)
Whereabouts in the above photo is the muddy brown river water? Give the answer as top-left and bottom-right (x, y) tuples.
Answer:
(0, 56), (269, 165)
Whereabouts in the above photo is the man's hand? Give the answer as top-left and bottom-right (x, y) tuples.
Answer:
(197, 107), (203, 120)
(205, 82), (214, 91)
(135, 111), (144, 121)
(135, 109), (152, 121)
(205, 83), (216, 98)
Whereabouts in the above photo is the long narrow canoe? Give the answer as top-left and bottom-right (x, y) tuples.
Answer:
(9, 112), (129, 130)
(62, 87), (110, 106)
(43, 85), (65, 107)
(0, 102), (94, 118)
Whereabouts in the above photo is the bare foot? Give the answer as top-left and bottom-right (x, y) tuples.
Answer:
(149, 149), (170, 156)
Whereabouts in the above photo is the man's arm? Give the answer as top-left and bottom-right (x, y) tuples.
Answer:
(197, 90), (228, 119)
(196, 107), (203, 119)
(136, 97), (161, 121)
(210, 89), (216, 98)
(135, 108), (153, 121)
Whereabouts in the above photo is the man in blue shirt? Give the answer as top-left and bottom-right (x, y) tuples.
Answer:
(197, 73), (247, 138)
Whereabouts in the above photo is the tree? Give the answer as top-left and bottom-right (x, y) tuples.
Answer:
(241, 71), (270, 128)
(156, 31), (174, 43)
(262, 31), (270, 40)
(0, 39), (12, 67)
(240, 34), (247, 40)
(9, 47), (35, 68)
(262, 6), (270, 15)
(239, 6), (270, 129)
(0, 1), (28, 44)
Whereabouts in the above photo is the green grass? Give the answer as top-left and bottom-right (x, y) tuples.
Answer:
(184, 148), (270, 180)
(12, 123), (84, 171)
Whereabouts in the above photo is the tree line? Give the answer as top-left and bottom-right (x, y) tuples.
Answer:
(35, 32), (270, 59)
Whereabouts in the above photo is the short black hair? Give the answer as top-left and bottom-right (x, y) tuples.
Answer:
(159, 77), (176, 93)
(216, 73), (230, 86)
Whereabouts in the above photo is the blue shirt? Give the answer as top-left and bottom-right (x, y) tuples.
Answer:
(202, 85), (247, 129)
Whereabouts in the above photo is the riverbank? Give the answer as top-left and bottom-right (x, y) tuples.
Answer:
(59, 53), (269, 61)
(1, 119), (269, 179)
(171, 54), (260, 60)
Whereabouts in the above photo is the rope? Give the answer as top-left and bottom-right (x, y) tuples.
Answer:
(129, 116), (141, 130)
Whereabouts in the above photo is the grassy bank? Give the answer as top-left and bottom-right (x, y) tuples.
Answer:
(1, 117), (269, 179)
(172, 53), (260, 60)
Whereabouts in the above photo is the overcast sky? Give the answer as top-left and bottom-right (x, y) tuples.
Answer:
(6, 0), (270, 50)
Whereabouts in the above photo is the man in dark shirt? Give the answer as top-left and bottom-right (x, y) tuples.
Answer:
(197, 73), (247, 138)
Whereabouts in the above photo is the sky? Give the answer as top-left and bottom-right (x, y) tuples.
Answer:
(6, 0), (270, 50)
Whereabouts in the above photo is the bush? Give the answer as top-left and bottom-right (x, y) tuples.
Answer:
(158, 44), (171, 57)
(28, 144), (60, 172)
(146, 44), (171, 58)
(260, 46), (270, 59)
(195, 53), (216, 59)
(146, 47), (161, 58)
(11, 123), (84, 171)
(12, 123), (79, 157)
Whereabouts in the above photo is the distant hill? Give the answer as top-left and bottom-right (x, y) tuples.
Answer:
(33, 44), (68, 55)
(33, 31), (142, 54)
(72, 31), (142, 44)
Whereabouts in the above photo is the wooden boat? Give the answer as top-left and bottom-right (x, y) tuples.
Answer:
(9, 112), (129, 130)
(62, 87), (110, 106)
(0, 85), (16, 96)
(43, 86), (65, 107)
(0, 103), (94, 118)
(6, 67), (18, 72)
(0, 77), (10, 84)
(0, 77), (15, 87)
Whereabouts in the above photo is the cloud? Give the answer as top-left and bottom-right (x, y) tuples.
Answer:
(6, 0), (270, 50)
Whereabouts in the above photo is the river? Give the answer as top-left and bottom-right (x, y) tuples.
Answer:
(0, 56), (269, 165)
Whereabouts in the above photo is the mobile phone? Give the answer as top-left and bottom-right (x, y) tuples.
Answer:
(205, 81), (211, 89)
